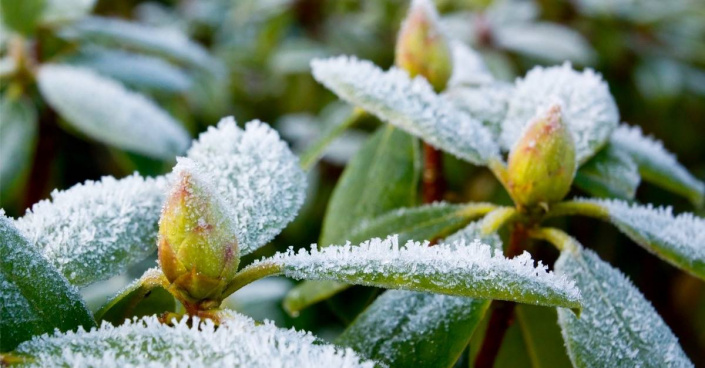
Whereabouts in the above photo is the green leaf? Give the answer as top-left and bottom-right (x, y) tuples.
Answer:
(40, 0), (96, 25)
(555, 247), (693, 367)
(571, 198), (705, 280)
(0, 0), (46, 35)
(0, 94), (37, 198)
(0, 213), (95, 352)
(299, 107), (363, 171)
(13, 311), (374, 367)
(249, 235), (582, 311)
(610, 124), (704, 207)
(285, 126), (420, 314)
(37, 64), (190, 159)
(574, 144), (640, 200)
(515, 305), (572, 368)
(337, 290), (489, 368)
(70, 48), (191, 93)
(311, 56), (500, 165)
(65, 16), (222, 74)
(320, 125), (421, 246)
(335, 222), (500, 367)
(94, 268), (174, 326)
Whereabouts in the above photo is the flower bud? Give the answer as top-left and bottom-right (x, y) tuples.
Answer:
(507, 104), (576, 209)
(395, 0), (452, 92)
(158, 159), (239, 308)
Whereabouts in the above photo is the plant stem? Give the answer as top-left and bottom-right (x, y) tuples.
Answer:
(222, 261), (283, 298)
(422, 143), (445, 203)
(474, 222), (527, 368)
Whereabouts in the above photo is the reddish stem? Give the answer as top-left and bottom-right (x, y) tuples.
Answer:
(422, 143), (445, 204)
(474, 223), (527, 368)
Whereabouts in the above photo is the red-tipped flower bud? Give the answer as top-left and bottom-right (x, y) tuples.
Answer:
(395, 0), (452, 92)
(507, 104), (576, 209)
(158, 159), (239, 309)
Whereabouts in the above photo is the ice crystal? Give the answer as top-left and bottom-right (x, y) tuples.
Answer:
(186, 118), (307, 255)
(501, 62), (619, 164)
(610, 124), (704, 206)
(583, 198), (705, 279)
(311, 56), (500, 165)
(15, 312), (374, 368)
(556, 248), (693, 367)
(260, 235), (581, 308)
(15, 174), (166, 287)
(37, 64), (190, 159)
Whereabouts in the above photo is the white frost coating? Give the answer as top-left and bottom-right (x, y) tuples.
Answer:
(447, 41), (494, 88)
(186, 118), (306, 255)
(15, 174), (166, 287)
(15, 312), (375, 368)
(311, 56), (500, 165)
(37, 64), (190, 159)
(582, 198), (705, 279)
(443, 82), (513, 140)
(262, 235), (581, 308)
(501, 62), (619, 164)
(556, 248), (693, 367)
(610, 124), (704, 206)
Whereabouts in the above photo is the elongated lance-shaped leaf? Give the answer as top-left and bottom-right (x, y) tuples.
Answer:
(37, 64), (190, 159)
(64, 16), (223, 75)
(446, 41), (494, 88)
(610, 124), (704, 207)
(573, 198), (705, 280)
(14, 174), (165, 287)
(70, 48), (191, 93)
(40, 0), (96, 25)
(556, 247), (693, 367)
(1, 212), (95, 352)
(248, 235), (581, 310)
(574, 144), (640, 200)
(515, 304), (573, 368)
(186, 118), (307, 255)
(311, 56), (500, 165)
(501, 62), (619, 164)
(336, 221), (498, 368)
(0, 94), (37, 197)
(13, 312), (375, 368)
(443, 82), (512, 140)
(283, 202), (493, 315)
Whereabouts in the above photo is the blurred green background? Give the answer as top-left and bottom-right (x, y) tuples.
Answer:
(1, 0), (704, 365)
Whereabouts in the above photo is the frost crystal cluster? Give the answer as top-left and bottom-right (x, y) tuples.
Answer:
(15, 312), (374, 368)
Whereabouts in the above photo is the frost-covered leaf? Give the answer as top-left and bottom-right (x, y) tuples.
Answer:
(285, 125), (418, 314)
(0, 95), (37, 197)
(40, 0), (95, 24)
(283, 202), (492, 315)
(493, 23), (596, 65)
(254, 235), (581, 309)
(0, 0), (45, 35)
(581, 198), (705, 280)
(610, 124), (704, 206)
(14, 174), (166, 286)
(37, 64), (190, 159)
(311, 56), (500, 165)
(186, 118), (306, 255)
(1, 212), (95, 352)
(501, 62), (619, 164)
(65, 16), (222, 74)
(95, 268), (174, 325)
(14, 312), (374, 367)
(574, 0), (695, 23)
(320, 125), (420, 247)
(447, 41), (494, 88)
(336, 222), (499, 367)
(444, 82), (513, 140)
(574, 144), (641, 200)
(556, 247), (693, 367)
(71, 48), (191, 93)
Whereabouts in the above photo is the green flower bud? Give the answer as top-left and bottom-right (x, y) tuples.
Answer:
(395, 0), (452, 92)
(507, 105), (576, 209)
(158, 159), (239, 309)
